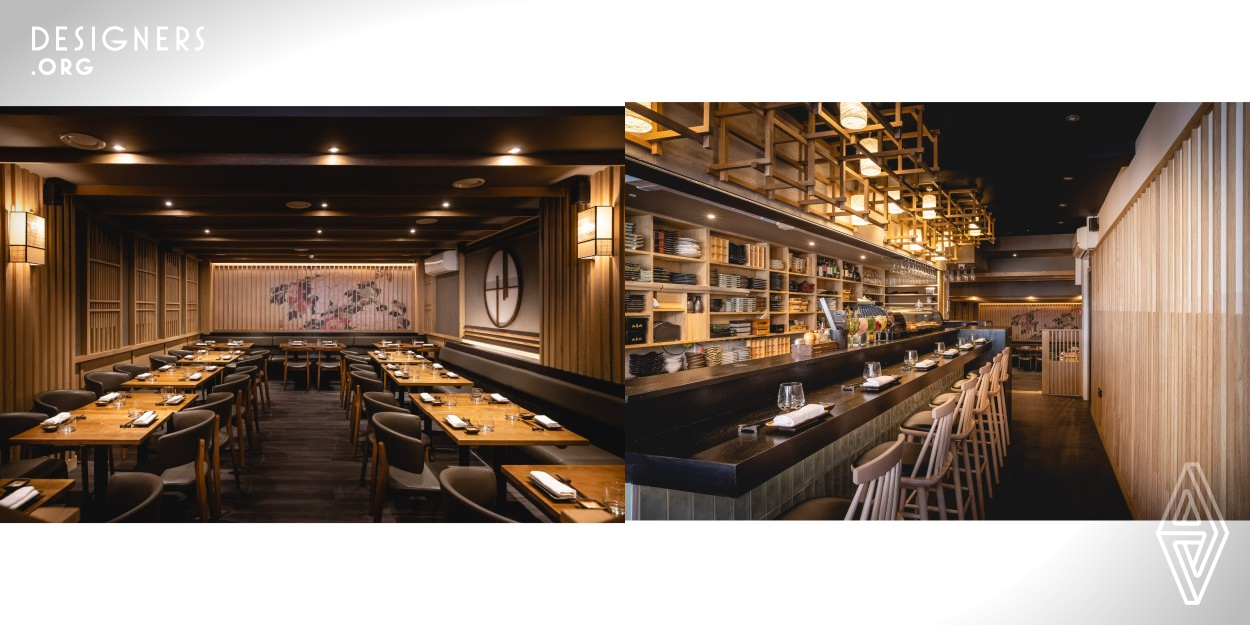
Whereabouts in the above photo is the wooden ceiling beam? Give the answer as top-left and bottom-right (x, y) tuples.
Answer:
(0, 148), (620, 168)
(72, 185), (563, 198)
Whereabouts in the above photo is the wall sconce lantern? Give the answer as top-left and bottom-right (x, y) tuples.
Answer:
(8, 205), (46, 266)
(577, 204), (613, 259)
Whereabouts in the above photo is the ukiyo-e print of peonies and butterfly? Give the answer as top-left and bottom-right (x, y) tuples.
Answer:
(268, 269), (412, 330)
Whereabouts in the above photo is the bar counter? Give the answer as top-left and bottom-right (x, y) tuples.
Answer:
(625, 329), (1006, 520)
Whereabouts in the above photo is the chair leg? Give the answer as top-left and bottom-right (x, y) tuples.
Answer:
(283, 361), (290, 390)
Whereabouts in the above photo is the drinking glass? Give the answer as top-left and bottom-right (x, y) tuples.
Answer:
(903, 350), (918, 371)
(161, 386), (176, 402)
(935, 342), (946, 357)
(470, 387), (484, 403)
(863, 361), (881, 383)
(777, 382), (805, 412)
(604, 483), (626, 516)
(479, 414), (495, 433)
(505, 409), (521, 422)
(445, 395), (456, 407)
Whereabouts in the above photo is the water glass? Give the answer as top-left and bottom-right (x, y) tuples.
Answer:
(935, 342), (946, 356)
(470, 387), (484, 403)
(478, 414), (495, 433)
(445, 395), (456, 407)
(903, 350), (918, 371)
(604, 483), (626, 516)
(504, 410), (521, 422)
(777, 382), (805, 412)
(863, 361), (882, 383)
(161, 386), (176, 402)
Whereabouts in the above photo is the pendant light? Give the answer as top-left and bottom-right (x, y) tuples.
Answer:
(849, 193), (865, 212)
(921, 193), (937, 220)
(858, 137), (881, 177)
(839, 102), (868, 130)
(625, 102), (654, 134)
(887, 190), (903, 214)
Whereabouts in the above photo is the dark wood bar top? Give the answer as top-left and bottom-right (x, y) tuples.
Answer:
(625, 344), (991, 498)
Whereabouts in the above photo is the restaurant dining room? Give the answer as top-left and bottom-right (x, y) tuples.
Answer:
(622, 102), (1250, 522)
(0, 107), (626, 523)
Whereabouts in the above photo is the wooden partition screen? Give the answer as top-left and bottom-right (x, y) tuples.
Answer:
(185, 258), (200, 332)
(539, 166), (623, 383)
(163, 251), (183, 337)
(211, 264), (416, 331)
(86, 220), (123, 353)
(1040, 328), (1080, 396)
(1091, 102), (1250, 519)
(977, 303), (1081, 341)
(0, 164), (75, 412)
(133, 238), (159, 343)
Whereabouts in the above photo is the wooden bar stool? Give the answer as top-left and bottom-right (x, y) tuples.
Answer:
(995, 347), (1012, 447)
(973, 354), (1006, 491)
(777, 435), (906, 520)
(901, 365), (989, 520)
(899, 396), (958, 520)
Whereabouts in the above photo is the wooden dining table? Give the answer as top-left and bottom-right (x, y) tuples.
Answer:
(372, 342), (438, 354)
(2, 478), (76, 514)
(185, 341), (254, 351)
(409, 394), (588, 465)
(369, 350), (430, 365)
(501, 465), (624, 522)
(121, 365), (225, 394)
(9, 393), (192, 513)
(179, 350), (244, 364)
(383, 366), (474, 394)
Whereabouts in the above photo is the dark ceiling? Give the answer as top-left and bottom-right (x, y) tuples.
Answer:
(0, 107), (620, 262)
(919, 102), (1155, 237)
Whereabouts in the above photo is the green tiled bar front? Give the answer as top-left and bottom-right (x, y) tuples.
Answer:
(632, 367), (962, 520)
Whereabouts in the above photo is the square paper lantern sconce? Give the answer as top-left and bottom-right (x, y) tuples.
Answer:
(8, 206), (46, 266)
(577, 204), (613, 259)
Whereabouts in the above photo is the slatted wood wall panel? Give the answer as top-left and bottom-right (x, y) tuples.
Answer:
(538, 166), (623, 383)
(163, 250), (183, 337)
(210, 264), (416, 331)
(1041, 328), (1081, 396)
(977, 303), (1082, 341)
(0, 164), (75, 411)
(1091, 102), (1250, 519)
(86, 220), (123, 353)
(133, 238), (159, 344)
(185, 257), (200, 333)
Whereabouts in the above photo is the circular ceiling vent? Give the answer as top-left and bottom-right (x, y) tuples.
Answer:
(286, 201), (312, 209)
(58, 132), (107, 151)
(452, 177), (486, 189)
(415, 218), (438, 225)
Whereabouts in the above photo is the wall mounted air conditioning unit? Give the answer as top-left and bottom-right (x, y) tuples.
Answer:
(423, 251), (459, 276)
(1072, 225), (1100, 259)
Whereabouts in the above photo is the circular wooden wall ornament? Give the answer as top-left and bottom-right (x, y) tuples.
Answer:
(484, 249), (522, 327)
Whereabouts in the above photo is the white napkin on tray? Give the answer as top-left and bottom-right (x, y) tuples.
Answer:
(974, 338), (988, 344)
(0, 486), (40, 510)
(134, 411), (158, 426)
(772, 404), (824, 427)
(914, 359), (937, 369)
(187, 372), (202, 380)
(432, 363), (444, 370)
(445, 372), (459, 378)
(943, 349), (959, 357)
(418, 392), (437, 403)
(490, 393), (508, 403)
(534, 415), (561, 429)
(98, 392), (119, 403)
(159, 364), (173, 372)
(135, 372), (153, 380)
(529, 471), (577, 499)
(862, 375), (896, 389)
(445, 415), (468, 429)
(43, 412), (72, 426)
(165, 395), (185, 404)
(204, 365), (218, 372)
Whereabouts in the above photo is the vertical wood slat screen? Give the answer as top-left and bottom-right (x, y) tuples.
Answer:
(1091, 103), (1249, 519)
(185, 257), (199, 333)
(976, 303), (1082, 341)
(133, 238), (159, 344)
(210, 264), (416, 331)
(163, 250), (183, 337)
(0, 164), (75, 412)
(1040, 328), (1081, 396)
(86, 220), (123, 353)
(539, 166), (623, 383)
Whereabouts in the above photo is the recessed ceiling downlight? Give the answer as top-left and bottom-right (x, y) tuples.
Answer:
(293, 248), (310, 252)
(286, 201), (312, 209)
(452, 177), (486, 189)
(58, 132), (107, 151)
(415, 218), (438, 225)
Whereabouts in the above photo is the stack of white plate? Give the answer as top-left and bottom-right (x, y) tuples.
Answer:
(675, 237), (702, 258)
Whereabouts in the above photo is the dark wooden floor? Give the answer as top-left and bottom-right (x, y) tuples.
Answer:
(88, 379), (548, 522)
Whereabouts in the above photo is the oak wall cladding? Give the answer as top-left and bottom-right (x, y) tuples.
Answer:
(211, 264), (415, 331)
(1091, 103), (1250, 519)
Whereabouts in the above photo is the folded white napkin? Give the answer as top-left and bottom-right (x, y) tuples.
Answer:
(165, 395), (185, 404)
(432, 363), (444, 370)
(219, 355), (232, 360)
(534, 415), (561, 429)
(863, 375), (896, 389)
(181, 355), (194, 360)
(135, 372), (153, 380)
(530, 471), (577, 499)
(974, 338), (988, 344)
(772, 404), (825, 427)
(491, 393), (508, 403)
(204, 365), (218, 372)
(445, 415), (468, 429)
(134, 410), (158, 426)
(196, 342), (207, 346)
(422, 343), (434, 347)
(915, 359), (937, 368)
(196, 349), (207, 354)
(385, 364), (398, 370)
(958, 343), (973, 350)
(943, 349), (959, 357)
(98, 392), (119, 402)
(445, 372), (459, 378)
(187, 372), (202, 380)
(0, 486), (40, 510)
(43, 412), (72, 426)
(291, 341), (304, 345)
(418, 392), (436, 403)
(159, 364), (173, 371)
